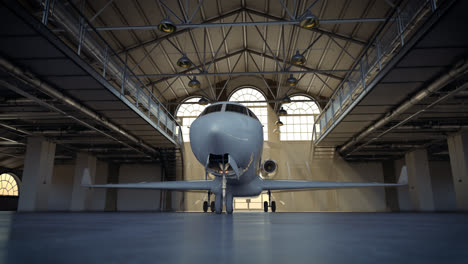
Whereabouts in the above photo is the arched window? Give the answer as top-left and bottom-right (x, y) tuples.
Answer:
(175, 97), (209, 142)
(0, 173), (19, 196)
(280, 95), (320, 141)
(229, 88), (268, 141)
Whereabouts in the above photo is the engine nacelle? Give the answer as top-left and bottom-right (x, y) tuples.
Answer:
(261, 159), (277, 177)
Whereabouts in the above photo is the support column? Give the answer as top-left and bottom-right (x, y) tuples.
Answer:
(447, 132), (468, 210)
(18, 137), (56, 212)
(70, 152), (96, 211)
(104, 163), (119, 211)
(405, 149), (435, 211)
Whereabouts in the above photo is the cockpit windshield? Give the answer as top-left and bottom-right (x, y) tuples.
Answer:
(200, 104), (223, 116)
(225, 104), (247, 115)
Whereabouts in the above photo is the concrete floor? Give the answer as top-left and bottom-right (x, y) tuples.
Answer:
(0, 212), (467, 263)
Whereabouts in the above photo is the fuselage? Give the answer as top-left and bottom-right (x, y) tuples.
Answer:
(190, 102), (264, 196)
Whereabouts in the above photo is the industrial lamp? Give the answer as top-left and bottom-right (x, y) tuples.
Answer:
(188, 77), (200, 89)
(281, 94), (292, 104)
(278, 107), (288, 116)
(275, 119), (284, 127)
(198, 97), (209, 105)
(299, 12), (319, 29)
(273, 128), (280, 134)
(291, 50), (306, 65)
(177, 55), (192, 68)
(158, 18), (176, 33)
(286, 74), (298, 87)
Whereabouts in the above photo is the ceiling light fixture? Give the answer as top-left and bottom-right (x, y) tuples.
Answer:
(291, 50), (306, 65)
(273, 128), (280, 134)
(286, 74), (298, 87)
(275, 119), (284, 127)
(281, 94), (292, 104)
(198, 97), (209, 105)
(158, 18), (176, 33)
(177, 55), (192, 68)
(299, 12), (319, 29)
(188, 77), (200, 89)
(279, 107), (288, 116)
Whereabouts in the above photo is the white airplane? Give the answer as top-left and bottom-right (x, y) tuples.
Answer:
(82, 101), (408, 214)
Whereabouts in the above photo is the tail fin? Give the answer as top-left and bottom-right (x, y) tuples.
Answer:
(81, 168), (92, 186)
(398, 166), (408, 185)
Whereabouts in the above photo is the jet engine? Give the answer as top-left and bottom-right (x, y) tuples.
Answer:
(261, 159), (277, 177)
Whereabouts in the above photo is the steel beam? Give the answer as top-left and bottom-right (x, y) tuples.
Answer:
(137, 69), (353, 78)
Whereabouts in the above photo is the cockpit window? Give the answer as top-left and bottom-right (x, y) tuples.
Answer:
(247, 109), (259, 121)
(225, 104), (247, 115)
(200, 104), (223, 116)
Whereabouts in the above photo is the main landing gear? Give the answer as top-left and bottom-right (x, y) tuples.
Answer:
(203, 191), (216, 213)
(263, 190), (276, 213)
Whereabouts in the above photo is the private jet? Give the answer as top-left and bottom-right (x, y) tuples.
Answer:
(82, 101), (407, 214)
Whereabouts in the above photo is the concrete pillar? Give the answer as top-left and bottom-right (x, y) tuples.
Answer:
(18, 137), (56, 212)
(382, 160), (400, 211)
(104, 163), (119, 211)
(447, 132), (468, 210)
(405, 149), (435, 211)
(70, 153), (96, 211)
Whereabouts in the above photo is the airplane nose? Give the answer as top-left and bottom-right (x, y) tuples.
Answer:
(190, 116), (224, 156)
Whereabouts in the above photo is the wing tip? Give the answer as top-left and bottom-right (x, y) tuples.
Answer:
(398, 166), (408, 185)
(81, 168), (92, 187)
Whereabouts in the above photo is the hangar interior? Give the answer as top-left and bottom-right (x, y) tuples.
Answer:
(0, 0), (467, 213)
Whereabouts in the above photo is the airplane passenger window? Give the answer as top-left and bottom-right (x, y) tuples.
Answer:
(201, 104), (223, 116)
(225, 104), (247, 115)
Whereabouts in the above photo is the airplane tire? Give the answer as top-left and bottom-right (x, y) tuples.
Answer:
(215, 194), (223, 214)
(226, 193), (233, 214)
(210, 201), (215, 212)
(263, 201), (268, 212)
(203, 201), (208, 212)
(271, 201), (276, 212)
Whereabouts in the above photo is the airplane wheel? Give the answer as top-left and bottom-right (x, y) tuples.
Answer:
(271, 201), (276, 212)
(210, 201), (215, 212)
(203, 201), (208, 212)
(215, 194), (223, 214)
(263, 201), (268, 212)
(226, 193), (233, 214)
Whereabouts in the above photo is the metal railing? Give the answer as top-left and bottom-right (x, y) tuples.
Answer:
(313, 0), (441, 143)
(40, 0), (181, 145)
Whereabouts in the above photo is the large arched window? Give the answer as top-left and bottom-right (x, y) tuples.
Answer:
(229, 88), (268, 141)
(175, 97), (209, 142)
(0, 173), (19, 196)
(280, 95), (320, 141)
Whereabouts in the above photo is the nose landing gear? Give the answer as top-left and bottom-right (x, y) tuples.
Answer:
(263, 190), (276, 212)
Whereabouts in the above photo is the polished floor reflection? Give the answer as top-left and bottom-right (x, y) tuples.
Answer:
(1, 212), (467, 263)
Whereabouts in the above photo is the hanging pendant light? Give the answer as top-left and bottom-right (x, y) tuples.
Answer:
(279, 107), (288, 116)
(281, 94), (292, 104)
(286, 74), (298, 87)
(158, 18), (177, 33)
(273, 128), (280, 134)
(198, 97), (209, 105)
(177, 55), (192, 68)
(275, 119), (284, 127)
(299, 12), (319, 29)
(188, 77), (200, 89)
(291, 50), (306, 65)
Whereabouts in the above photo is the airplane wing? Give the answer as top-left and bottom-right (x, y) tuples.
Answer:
(261, 166), (408, 192)
(81, 169), (214, 191)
